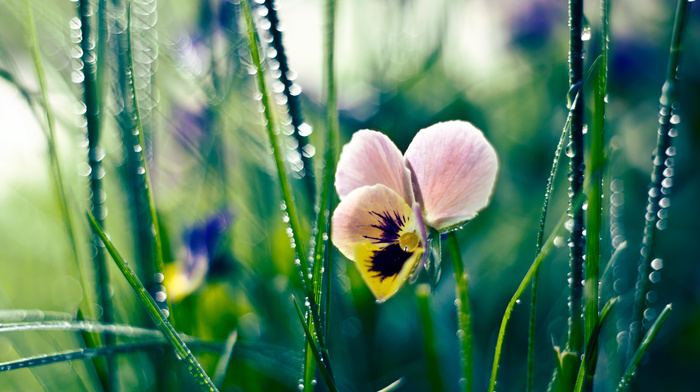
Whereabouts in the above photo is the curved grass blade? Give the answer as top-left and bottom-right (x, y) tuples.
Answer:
(525, 55), (602, 392)
(488, 190), (588, 392)
(526, 93), (570, 392)
(212, 330), (238, 388)
(0, 341), (221, 373)
(628, 0), (692, 359)
(617, 304), (672, 392)
(87, 212), (219, 391)
(573, 297), (618, 392)
(292, 297), (338, 392)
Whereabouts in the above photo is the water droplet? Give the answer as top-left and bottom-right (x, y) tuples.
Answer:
(581, 15), (591, 41)
(646, 291), (658, 303)
(566, 142), (575, 158)
(137, 166), (146, 175)
(659, 198), (671, 208)
(651, 258), (663, 270)
(670, 114), (681, 124)
(649, 271), (661, 283)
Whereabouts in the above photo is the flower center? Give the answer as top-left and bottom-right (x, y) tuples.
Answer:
(399, 232), (419, 252)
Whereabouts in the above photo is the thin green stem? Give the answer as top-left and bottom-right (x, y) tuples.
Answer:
(293, 298), (338, 392)
(0, 341), (221, 373)
(240, 0), (308, 287)
(305, 0), (339, 386)
(212, 330), (238, 388)
(574, 297), (618, 392)
(416, 284), (445, 392)
(87, 212), (219, 391)
(583, 0), (609, 389)
(488, 191), (588, 392)
(566, 0), (586, 373)
(262, 0), (315, 199)
(448, 232), (471, 392)
(125, 2), (166, 290)
(527, 101), (570, 392)
(628, 0), (691, 359)
(617, 304), (672, 392)
(25, 0), (95, 321)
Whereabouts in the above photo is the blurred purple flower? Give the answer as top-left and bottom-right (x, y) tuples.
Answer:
(509, 0), (564, 50)
(166, 209), (235, 300)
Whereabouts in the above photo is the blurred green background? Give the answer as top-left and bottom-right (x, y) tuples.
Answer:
(0, 0), (699, 390)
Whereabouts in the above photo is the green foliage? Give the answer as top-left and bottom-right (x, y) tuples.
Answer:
(0, 0), (697, 390)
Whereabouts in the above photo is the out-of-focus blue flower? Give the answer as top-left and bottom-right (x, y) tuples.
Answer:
(166, 209), (235, 300)
(509, 0), (564, 51)
(609, 36), (664, 96)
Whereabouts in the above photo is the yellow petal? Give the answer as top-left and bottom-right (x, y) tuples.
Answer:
(354, 240), (424, 303)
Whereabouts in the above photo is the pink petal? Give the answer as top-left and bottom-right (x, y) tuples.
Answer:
(404, 121), (498, 231)
(335, 130), (413, 205)
(331, 184), (420, 261)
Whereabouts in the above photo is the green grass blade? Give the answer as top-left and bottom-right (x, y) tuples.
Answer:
(262, 0), (315, 199)
(527, 93), (570, 392)
(582, 0), (610, 388)
(292, 298), (338, 392)
(574, 297), (618, 392)
(305, 0), (339, 386)
(488, 190), (588, 392)
(87, 212), (219, 391)
(629, 0), (692, 358)
(566, 0), (586, 373)
(0, 341), (221, 373)
(617, 304), (672, 392)
(416, 284), (445, 392)
(212, 330), (238, 388)
(125, 1), (166, 296)
(24, 0), (96, 322)
(240, 0), (307, 276)
(448, 232), (472, 392)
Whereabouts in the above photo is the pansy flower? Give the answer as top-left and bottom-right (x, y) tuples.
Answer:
(331, 121), (498, 302)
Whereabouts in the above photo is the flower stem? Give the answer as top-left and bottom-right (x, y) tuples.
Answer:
(448, 232), (471, 392)
(416, 284), (445, 392)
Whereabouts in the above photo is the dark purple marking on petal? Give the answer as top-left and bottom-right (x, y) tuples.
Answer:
(363, 210), (406, 244)
(368, 243), (412, 282)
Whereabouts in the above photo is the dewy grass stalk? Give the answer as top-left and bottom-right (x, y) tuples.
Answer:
(448, 232), (471, 392)
(0, 341), (222, 373)
(628, 0), (692, 360)
(526, 97), (570, 392)
(240, 0), (336, 388)
(87, 212), (219, 391)
(488, 191), (588, 392)
(24, 0), (95, 321)
(305, 0), (339, 387)
(263, 0), (315, 200)
(565, 3), (586, 388)
(78, 0), (115, 387)
(582, 0), (609, 389)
